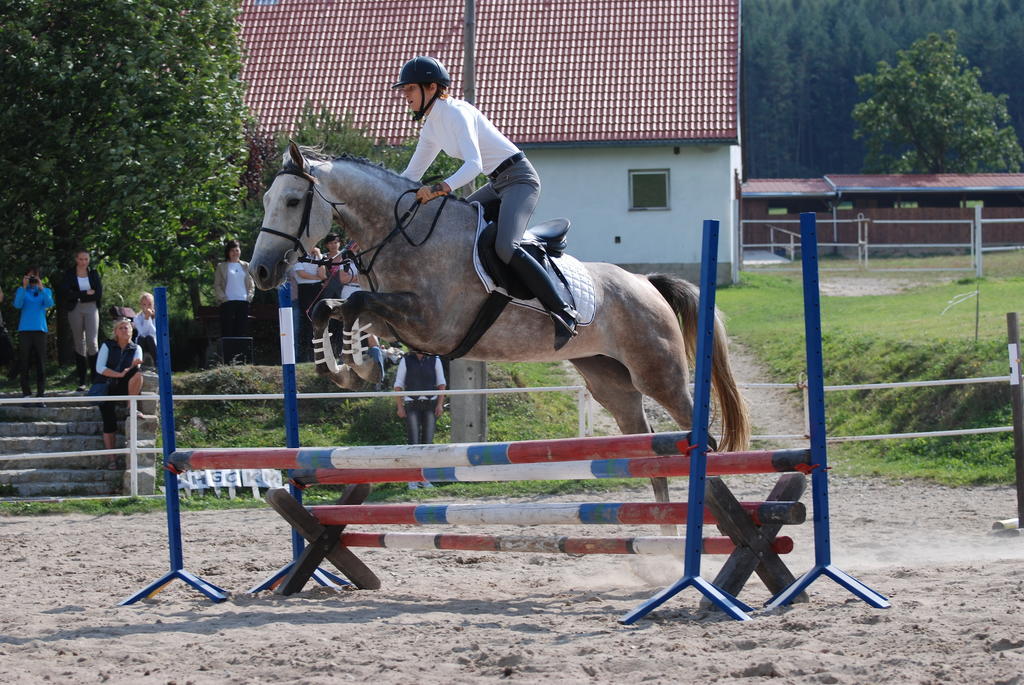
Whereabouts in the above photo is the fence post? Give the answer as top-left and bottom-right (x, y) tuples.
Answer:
(128, 397), (138, 496)
(1008, 313), (1024, 529)
(576, 387), (586, 437)
(975, 205), (984, 278)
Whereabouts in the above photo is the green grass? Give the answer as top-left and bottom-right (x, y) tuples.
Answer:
(718, 271), (1023, 486)
(4, 266), (1021, 515)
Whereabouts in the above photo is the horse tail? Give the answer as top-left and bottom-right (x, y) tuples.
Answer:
(646, 274), (751, 452)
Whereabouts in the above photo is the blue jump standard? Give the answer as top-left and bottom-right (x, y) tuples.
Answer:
(621, 219), (754, 623)
(121, 286), (343, 605)
(121, 288), (228, 604)
(764, 213), (889, 611)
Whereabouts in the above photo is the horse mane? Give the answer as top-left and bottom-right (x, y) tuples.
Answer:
(295, 145), (473, 209)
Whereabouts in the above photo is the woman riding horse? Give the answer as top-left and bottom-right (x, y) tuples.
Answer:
(395, 56), (578, 350)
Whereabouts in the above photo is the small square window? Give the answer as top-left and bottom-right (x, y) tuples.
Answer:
(629, 170), (669, 210)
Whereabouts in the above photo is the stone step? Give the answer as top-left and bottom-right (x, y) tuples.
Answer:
(0, 396), (158, 422)
(0, 404), (101, 422)
(0, 420), (106, 437)
(0, 416), (159, 440)
(0, 469), (126, 497)
(0, 437), (156, 467)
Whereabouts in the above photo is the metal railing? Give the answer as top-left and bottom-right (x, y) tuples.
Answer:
(742, 374), (1012, 443)
(0, 385), (591, 499)
(741, 210), (1024, 277)
(2, 368), (1015, 499)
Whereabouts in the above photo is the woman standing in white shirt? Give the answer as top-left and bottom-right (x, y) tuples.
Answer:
(213, 239), (255, 338)
(291, 246), (322, 362)
(60, 249), (102, 390)
(395, 56), (577, 350)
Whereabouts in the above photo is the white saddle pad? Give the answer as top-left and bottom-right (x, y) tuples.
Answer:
(471, 203), (596, 326)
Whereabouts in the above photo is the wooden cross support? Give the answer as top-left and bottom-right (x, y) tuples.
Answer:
(266, 485), (381, 593)
(268, 474), (807, 605)
(704, 472), (808, 605)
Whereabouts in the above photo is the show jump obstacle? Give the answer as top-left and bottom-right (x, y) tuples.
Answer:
(123, 214), (889, 623)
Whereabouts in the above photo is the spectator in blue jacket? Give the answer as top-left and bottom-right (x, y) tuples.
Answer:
(14, 267), (55, 398)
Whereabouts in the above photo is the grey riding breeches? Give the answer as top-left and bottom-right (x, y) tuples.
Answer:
(68, 301), (99, 356)
(467, 157), (541, 264)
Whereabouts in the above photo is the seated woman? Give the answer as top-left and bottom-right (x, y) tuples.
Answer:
(95, 317), (144, 450)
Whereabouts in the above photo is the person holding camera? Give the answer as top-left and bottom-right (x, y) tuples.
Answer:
(316, 234), (358, 359)
(339, 241), (363, 301)
(13, 267), (55, 399)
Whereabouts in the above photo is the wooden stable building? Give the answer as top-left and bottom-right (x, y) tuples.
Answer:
(740, 174), (1024, 258)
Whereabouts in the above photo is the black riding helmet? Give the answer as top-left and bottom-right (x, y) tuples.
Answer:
(392, 56), (451, 88)
(393, 56), (451, 121)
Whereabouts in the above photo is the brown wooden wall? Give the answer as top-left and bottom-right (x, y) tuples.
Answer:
(741, 206), (1024, 246)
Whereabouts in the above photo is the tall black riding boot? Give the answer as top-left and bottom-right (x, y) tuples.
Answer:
(75, 353), (88, 390)
(507, 247), (578, 350)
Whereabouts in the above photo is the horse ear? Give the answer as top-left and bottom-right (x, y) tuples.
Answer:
(288, 141), (304, 169)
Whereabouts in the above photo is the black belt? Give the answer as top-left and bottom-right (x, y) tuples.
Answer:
(488, 152), (525, 180)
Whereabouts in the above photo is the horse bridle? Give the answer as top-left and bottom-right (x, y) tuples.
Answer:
(258, 162), (450, 290)
(258, 163), (347, 265)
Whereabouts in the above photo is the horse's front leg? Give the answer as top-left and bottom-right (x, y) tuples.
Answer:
(312, 291), (428, 389)
(310, 298), (366, 389)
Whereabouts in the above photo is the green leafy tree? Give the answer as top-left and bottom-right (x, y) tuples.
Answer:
(853, 30), (1023, 173)
(0, 0), (248, 290)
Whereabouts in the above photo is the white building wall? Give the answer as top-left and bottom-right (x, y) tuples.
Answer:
(523, 144), (740, 281)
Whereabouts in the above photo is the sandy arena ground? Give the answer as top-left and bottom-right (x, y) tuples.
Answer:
(1, 347), (1023, 683)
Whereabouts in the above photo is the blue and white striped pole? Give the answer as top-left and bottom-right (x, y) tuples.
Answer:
(248, 285), (347, 592)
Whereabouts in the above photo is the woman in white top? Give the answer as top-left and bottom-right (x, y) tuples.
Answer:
(395, 56), (577, 351)
(60, 249), (102, 390)
(291, 246), (322, 362)
(133, 292), (157, 366)
(213, 239), (255, 338)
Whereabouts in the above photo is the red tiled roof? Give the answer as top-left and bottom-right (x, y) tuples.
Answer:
(825, 173), (1024, 192)
(239, 0), (739, 145)
(741, 178), (833, 196)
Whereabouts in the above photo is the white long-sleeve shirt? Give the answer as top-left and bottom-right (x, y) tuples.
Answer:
(401, 97), (520, 191)
(133, 311), (157, 341)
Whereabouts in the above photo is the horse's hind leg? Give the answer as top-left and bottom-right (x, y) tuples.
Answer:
(571, 356), (675, 534)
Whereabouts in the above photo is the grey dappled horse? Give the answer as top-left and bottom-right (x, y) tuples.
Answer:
(250, 144), (751, 496)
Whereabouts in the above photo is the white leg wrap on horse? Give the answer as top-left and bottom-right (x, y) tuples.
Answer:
(313, 335), (341, 374)
(347, 318), (368, 365)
